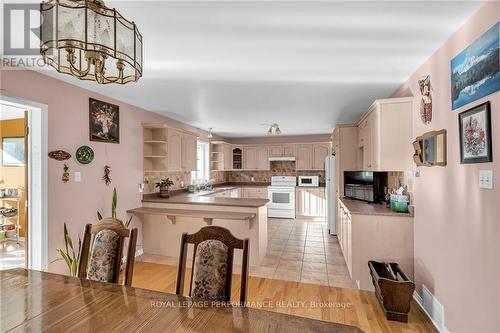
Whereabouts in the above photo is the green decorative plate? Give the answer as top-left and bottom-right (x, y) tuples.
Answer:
(76, 146), (94, 164)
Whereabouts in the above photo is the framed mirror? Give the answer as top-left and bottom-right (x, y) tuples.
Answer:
(413, 129), (447, 167)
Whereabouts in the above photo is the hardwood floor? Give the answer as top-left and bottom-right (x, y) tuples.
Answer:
(132, 261), (437, 333)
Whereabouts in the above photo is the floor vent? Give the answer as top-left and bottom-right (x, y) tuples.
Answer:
(414, 285), (447, 332)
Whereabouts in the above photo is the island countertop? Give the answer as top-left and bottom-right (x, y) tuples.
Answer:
(142, 189), (269, 208)
(339, 197), (414, 217)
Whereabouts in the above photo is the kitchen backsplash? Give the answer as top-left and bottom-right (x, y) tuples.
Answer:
(227, 161), (325, 184)
(387, 171), (414, 204)
(143, 171), (191, 194)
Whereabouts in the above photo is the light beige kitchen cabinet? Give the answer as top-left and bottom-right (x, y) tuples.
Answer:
(331, 125), (358, 197)
(296, 144), (313, 170)
(223, 143), (233, 170)
(242, 187), (268, 199)
(210, 142), (233, 171)
(269, 144), (295, 157)
(181, 133), (197, 171)
(167, 129), (182, 171)
(337, 199), (352, 275)
(243, 147), (258, 170)
(256, 146), (269, 170)
(296, 187), (326, 217)
(358, 97), (413, 171)
(312, 144), (330, 170)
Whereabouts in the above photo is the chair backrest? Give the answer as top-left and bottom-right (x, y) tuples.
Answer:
(78, 218), (138, 286)
(175, 226), (249, 305)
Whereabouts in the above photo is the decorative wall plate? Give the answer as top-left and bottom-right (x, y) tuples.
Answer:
(48, 150), (71, 161)
(76, 146), (94, 164)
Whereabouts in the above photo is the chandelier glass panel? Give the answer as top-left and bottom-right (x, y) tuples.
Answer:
(40, 0), (143, 84)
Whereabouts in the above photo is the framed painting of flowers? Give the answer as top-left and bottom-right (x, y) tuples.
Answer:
(89, 98), (120, 144)
(458, 101), (492, 164)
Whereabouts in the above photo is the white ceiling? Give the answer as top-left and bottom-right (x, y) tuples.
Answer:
(33, 0), (483, 137)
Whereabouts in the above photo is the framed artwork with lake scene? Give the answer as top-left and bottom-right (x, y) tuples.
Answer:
(451, 22), (499, 110)
(459, 102), (492, 164)
(89, 98), (120, 144)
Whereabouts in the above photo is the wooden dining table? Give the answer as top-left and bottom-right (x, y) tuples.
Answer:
(0, 269), (364, 333)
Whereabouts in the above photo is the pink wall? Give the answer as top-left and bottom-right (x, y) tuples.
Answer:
(1, 69), (211, 273)
(392, 3), (499, 332)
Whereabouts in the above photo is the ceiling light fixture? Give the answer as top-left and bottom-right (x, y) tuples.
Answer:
(267, 123), (282, 135)
(207, 127), (213, 139)
(40, 0), (143, 85)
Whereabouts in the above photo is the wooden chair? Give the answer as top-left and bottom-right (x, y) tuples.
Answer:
(175, 226), (249, 305)
(78, 218), (138, 286)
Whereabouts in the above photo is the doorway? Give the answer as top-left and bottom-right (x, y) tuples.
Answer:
(0, 96), (48, 271)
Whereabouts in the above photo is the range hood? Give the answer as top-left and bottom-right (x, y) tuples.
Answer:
(269, 156), (296, 162)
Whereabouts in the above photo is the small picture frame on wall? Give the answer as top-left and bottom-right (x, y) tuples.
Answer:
(458, 101), (492, 164)
(89, 98), (120, 144)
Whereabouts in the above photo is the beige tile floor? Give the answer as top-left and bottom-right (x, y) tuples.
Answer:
(139, 218), (357, 289)
(0, 240), (25, 270)
(251, 218), (357, 288)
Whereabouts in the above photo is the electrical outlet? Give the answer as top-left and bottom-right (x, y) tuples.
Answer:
(74, 172), (81, 182)
(479, 170), (493, 189)
(138, 183), (144, 193)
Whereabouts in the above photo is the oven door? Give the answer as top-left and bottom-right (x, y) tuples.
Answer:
(268, 187), (295, 210)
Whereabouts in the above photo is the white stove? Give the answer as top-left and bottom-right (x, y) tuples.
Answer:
(268, 176), (296, 219)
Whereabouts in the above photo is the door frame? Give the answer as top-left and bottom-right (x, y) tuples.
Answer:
(0, 94), (48, 271)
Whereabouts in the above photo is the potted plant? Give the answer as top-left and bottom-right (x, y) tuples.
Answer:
(155, 178), (174, 198)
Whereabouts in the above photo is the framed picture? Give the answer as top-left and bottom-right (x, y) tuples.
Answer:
(451, 23), (499, 110)
(89, 98), (120, 144)
(459, 101), (492, 164)
(2, 137), (25, 166)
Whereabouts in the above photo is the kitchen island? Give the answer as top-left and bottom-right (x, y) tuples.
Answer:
(129, 185), (269, 267)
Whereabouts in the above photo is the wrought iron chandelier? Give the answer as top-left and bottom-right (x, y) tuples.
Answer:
(40, 0), (143, 84)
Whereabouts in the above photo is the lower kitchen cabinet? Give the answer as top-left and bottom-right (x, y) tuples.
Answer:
(296, 187), (326, 218)
(242, 187), (268, 199)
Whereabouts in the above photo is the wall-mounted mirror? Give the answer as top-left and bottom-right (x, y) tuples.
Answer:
(413, 129), (447, 167)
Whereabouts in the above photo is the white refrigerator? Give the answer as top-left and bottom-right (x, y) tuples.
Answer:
(325, 155), (336, 235)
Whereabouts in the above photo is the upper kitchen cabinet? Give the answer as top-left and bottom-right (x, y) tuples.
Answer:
(269, 144), (295, 157)
(210, 142), (233, 171)
(312, 143), (330, 170)
(332, 125), (358, 197)
(256, 146), (270, 170)
(167, 129), (183, 171)
(243, 146), (258, 170)
(143, 124), (168, 172)
(232, 147), (243, 170)
(296, 144), (313, 170)
(358, 97), (413, 171)
(296, 143), (330, 170)
(181, 133), (197, 171)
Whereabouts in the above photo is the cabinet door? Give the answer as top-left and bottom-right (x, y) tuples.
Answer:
(283, 144), (295, 156)
(243, 147), (257, 170)
(363, 113), (374, 170)
(223, 144), (233, 170)
(167, 129), (182, 171)
(257, 146), (269, 170)
(269, 145), (283, 157)
(182, 134), (197, 171)
(312, 144), (329, 170)
(296, 144), (313, 170)
(296, 188), (308, 216)
(245, 187), (267, 199)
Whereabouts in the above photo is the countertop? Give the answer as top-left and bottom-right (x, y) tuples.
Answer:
(339, 197), (414, 217)
(142, 185), (269, 208)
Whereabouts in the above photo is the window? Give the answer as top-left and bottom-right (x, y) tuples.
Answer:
(191, 141), (209, 183)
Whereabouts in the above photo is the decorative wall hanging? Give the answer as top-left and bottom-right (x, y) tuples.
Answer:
(89, 98), (120, 144)
(459, 101), (492, 164)
(76, 145), (94, 164)
(62, 164), (70, 183)
(413, 129), (447, 167)
(48, 150), (71, 161)
(40, 0), (143, 85)
(2, 137), (25, 166)
(102, 165), (112, 186)
(451, 22), (499, 110)
(418, 75), (432, 124)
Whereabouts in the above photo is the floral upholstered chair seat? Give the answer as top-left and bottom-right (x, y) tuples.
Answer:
(191, 239), (229, 301)
(86, 229), (120, 282)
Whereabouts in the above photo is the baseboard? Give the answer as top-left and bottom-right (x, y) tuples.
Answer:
(413, 291), (449, 333)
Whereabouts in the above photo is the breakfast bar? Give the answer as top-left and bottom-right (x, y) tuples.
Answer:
(129, 188), (269, 266)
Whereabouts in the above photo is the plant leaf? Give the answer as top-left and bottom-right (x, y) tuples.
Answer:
(125, 216), (133, 228)
(63, 223), (70, 255)
(112, 188), (117, 219)
(97, 211), (103, 221)
(58, 249), (72, 272)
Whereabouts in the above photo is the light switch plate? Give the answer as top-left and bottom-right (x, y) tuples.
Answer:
(74, 172), (81, 182)
(479, 170), (493, 189)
